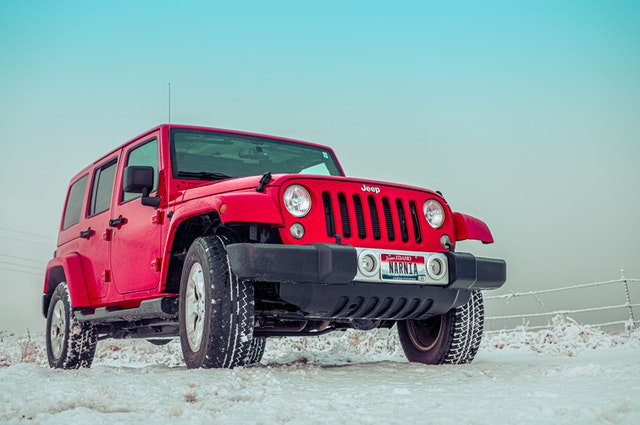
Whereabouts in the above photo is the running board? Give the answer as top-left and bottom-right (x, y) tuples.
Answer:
(76, 297), (178, 323)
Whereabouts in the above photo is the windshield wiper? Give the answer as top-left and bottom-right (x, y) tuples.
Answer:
(177, 171), (232, 181)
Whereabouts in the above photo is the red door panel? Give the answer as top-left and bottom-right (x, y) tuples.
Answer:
(109, 136), (163, 294)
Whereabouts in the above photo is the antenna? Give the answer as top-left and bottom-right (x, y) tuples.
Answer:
(168, 82), (171, 124)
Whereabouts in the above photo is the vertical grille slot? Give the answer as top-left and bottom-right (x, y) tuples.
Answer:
(382, 197), (395, 241)
(338, 193), (351, 238)
(409, 201), (422, 243)
(368, 196), (381, 240)
(396, 199), (409, 242)
(353, 195), (367, 239)
(322, 192), (335, 237)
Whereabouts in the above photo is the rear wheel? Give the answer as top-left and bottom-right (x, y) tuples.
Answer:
(179, 236), (255, 368)
(45, 283), (97, 369)
(397, 291), (484, 365)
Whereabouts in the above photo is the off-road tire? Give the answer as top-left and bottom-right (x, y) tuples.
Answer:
(45, 283), (98, 369)
(246, 337), (266, 364)
(397, 290), (484, 365)
(179, 236), (255, 369)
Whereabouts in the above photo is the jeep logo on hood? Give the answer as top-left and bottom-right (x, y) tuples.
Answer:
(361, 184), (381, 194)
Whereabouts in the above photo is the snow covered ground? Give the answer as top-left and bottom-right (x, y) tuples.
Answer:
(1, 317), (639, 425)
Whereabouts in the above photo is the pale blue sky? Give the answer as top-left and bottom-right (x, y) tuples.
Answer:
(1, 1), (639, 332)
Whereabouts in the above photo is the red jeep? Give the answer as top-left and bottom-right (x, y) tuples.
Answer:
(43, 124), (506, 369)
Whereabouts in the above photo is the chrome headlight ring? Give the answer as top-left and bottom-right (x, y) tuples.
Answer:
(423, 199), (445, 229)
(283, 184), (312, 218)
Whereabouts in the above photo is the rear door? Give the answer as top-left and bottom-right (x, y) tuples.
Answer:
(109, 135), (163, 294)
(80, 154), (120, 300)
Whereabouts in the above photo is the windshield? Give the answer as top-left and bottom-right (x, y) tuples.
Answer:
(170, 129), (343, 180)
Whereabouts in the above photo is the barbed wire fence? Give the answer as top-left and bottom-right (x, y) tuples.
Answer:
(483, 270), (639, 333)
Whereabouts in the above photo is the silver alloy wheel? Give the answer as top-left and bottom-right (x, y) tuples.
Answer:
(50, 299), (66, 359)
(185, 262), (206, 352)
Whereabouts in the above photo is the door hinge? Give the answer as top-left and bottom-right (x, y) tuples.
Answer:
(103, 229), (112, 241)
(101, 270), (111, 282)
(152, 210), (164, 225)
(151, 257), (162, 272)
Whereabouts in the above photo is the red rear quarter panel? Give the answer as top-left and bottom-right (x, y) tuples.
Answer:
(44, 254), (91, 307)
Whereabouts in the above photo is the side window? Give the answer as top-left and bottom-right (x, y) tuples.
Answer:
(88, 159), (117, 217)
(122, 139), (158, 203)
(62, 175), (88, 229)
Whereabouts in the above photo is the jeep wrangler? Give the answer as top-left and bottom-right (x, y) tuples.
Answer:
(43, 124), (506, 369)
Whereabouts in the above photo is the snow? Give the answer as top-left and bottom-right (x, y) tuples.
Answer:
(1, 317), (639, 425)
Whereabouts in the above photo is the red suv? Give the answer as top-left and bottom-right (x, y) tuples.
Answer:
(43, 124), (506, 369)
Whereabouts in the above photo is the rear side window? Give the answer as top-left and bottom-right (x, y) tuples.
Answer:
(89, 159), (117, 217)
(62, 175), (88, 229)
(122, 139), (158, 203)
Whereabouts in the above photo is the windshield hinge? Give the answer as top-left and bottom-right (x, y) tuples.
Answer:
(256, 172), (272, 192)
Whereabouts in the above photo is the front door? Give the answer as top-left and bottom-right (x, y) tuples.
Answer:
(109, 136), (163, 294)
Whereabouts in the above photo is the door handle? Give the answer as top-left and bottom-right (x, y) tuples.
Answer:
(79, 228), (95, 239)
(109, 217), (127, 227)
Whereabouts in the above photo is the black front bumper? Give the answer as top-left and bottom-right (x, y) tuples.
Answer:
(226, 243), (506, 290)
(227, 243), (505, 320)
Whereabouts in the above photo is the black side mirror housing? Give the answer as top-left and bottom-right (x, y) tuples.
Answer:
(124, 166), (161, 208)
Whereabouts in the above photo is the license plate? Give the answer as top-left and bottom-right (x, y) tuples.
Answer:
(380, 253), (427, 282)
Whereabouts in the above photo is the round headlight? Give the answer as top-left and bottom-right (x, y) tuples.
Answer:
(283, 185), (312, 218)
(423, 199), (445, 229)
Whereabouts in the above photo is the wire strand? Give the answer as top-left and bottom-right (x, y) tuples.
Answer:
(0, 226), (56, 241)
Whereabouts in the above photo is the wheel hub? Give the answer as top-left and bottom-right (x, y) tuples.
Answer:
(185, 262), (206, 352)
(50, 300), (66, 359)
(407, 316), (444, 352)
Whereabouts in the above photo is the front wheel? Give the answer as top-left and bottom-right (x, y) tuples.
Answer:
(397, 290), (484, 365)
(45, 283), (97, 369)
(179, 236), (255, 369)
(245, 337), (266, 364)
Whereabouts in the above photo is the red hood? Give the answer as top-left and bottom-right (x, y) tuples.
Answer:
(179, 175), (278, 202)
(179, 174), (443, 203)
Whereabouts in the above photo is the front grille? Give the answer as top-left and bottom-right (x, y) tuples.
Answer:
(322, 191), (423, 245)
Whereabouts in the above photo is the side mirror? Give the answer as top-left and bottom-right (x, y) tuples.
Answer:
(124, 166), (160, 208)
